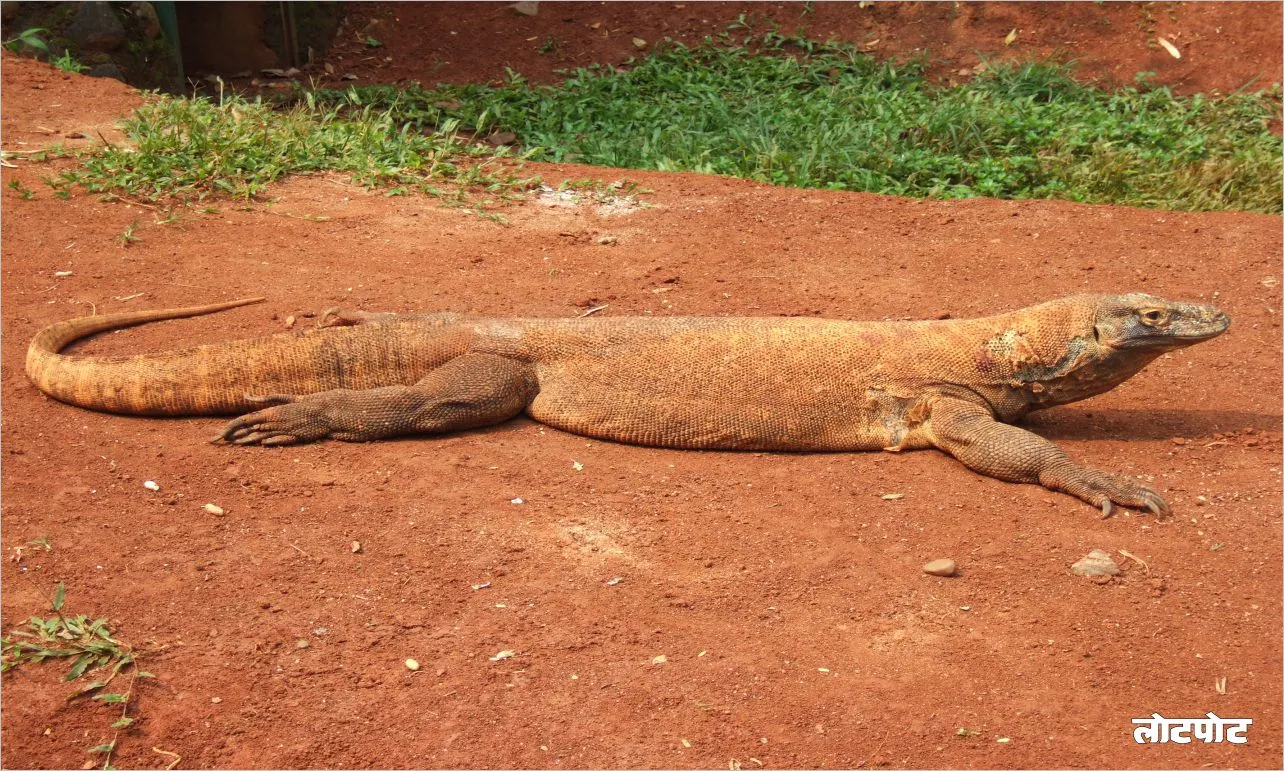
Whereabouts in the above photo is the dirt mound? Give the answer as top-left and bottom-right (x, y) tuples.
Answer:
(2, 36), (1281, 771)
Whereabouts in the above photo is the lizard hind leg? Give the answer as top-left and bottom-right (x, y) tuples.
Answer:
(214, 353), (539, 446)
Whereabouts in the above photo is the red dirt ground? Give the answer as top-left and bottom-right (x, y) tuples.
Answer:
(318, 1), (1282, 95)
(2, 4), (1282, 768)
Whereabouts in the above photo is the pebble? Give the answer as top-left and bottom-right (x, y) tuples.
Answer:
(922, 558), (957, 577)
(405, 659), (420, 671)
(1071, 549), (1121, 577)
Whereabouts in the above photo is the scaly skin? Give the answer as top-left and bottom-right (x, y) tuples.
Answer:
(26, 293), (1229, 516)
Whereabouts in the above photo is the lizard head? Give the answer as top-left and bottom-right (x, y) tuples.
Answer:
(1092, 293), (1230, 353)
(992, 293), (1230, 414)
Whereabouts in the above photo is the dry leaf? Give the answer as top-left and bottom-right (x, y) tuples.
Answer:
(1004, 28), (1018, 46)
(881, 492), (904, 500)
(632, 37), (648, 49)
(1156, 37), (1181, 59)
(490, 649), (516, 661)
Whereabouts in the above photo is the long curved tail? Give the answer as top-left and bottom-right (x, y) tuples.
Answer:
(26, 298), (270, 415)
(27, 298), (470, 417)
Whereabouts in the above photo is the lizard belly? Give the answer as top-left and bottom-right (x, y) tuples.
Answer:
(527, 364), (901, 452)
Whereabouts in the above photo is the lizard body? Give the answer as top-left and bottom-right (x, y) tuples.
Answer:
(26, 293), (1229, 515)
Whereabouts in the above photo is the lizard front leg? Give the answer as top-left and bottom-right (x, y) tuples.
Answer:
(923, 396), (1169, 518)
(214, 353), (538, 445)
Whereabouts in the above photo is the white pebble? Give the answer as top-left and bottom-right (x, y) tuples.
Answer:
(923, 558), (957, 577)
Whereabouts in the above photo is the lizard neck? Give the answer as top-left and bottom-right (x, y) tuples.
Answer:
(960, 298), (1162, 417)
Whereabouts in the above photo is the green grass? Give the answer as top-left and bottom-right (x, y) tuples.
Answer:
(52, 90), (542, 211)
(2, 582), (154, 770)
(45, 29), (1281, 214)
(308, 30), (1282, 213)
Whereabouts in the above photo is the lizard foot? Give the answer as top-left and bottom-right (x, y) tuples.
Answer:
(318, 308), (398, 328)
(1049, 469), (1170, 519)
(213, 394), (338, 446)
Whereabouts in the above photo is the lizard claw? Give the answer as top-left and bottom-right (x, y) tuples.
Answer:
(245, 393), (296, 406)
(1049, 467), (1171, 519)
(212, 395), (330, 446)
(318, 307), (356, 328)
(1144, 495), (1169, 519)
(318, 308), (398, 328)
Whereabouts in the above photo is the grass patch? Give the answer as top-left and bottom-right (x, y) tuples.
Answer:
(50, 89), (542, 213)
(40, 28), (1281, 214)
(2, 582), (155, 770)
(309, 29), (1282, 213)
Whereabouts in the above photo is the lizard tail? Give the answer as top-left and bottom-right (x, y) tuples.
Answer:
(26, 298), (268, 415)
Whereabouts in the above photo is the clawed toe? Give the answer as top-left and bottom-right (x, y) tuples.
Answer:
(318, 307), (353, 328)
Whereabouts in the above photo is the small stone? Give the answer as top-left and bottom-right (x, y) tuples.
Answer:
(923, 558), (957, 577)
(210, 696), (222, 704)
(1071, 549), (1121, 577)
(405, 658), (420, 671)
(143, 480), (160, 491)
(651, 654), (667, 665)
(351, 541), (362, 553)
(203, 503), (225, 516)
(295, 639), (310, 649)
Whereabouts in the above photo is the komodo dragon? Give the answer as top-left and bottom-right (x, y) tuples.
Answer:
(26, 293), (1228, 516)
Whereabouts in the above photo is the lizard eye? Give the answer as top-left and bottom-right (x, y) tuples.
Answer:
(1139, 308), (1167, 325)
